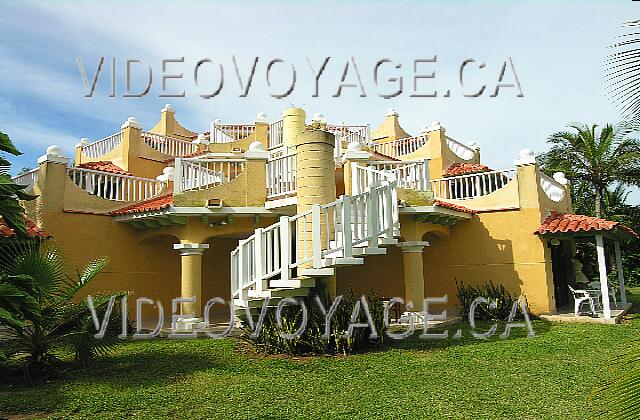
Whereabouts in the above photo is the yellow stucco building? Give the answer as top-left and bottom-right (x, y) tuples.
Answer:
(13, 104), (616, 324)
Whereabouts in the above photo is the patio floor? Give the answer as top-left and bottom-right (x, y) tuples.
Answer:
(539, 302), (633, 324)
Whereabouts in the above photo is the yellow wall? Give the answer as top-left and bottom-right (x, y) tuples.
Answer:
(336, 246), (404, 298)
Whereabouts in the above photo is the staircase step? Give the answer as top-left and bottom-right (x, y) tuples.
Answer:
(321, 257), (363, 267)
(353, 247), (387, 256)
(234, 297), (282, 309)
(247, 287), (310, 299)
(378, 238), (399, 246)
(269, 277), (316, 288)
(299, 268), (335, 277)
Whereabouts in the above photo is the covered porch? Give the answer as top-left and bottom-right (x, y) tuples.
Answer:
(536, 212), (637, 324)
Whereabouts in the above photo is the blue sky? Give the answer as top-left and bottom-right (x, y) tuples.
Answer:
(1, 0), (638, 203)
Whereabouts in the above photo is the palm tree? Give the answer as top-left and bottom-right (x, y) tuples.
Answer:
(0, 130), (36, 235)
(0, 243), (125, 376)
(605, 20), (640, 125)
(538, 122), (640, 217)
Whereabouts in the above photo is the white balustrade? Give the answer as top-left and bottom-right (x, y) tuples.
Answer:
(11, 168), (39, 190)
(371, 134), (428, 158)
(366, 161), (429, 191)
(445, 136), (476, 161)
(217, 124), (256, 141)
(81, 131), (122, 158)
(231, 175), (399, 303)
(208, 123), (256, 144)
(142, 132), (199, 157)
(268, 119), (284, 149)
(430, 168), (516, 200)
(174, 158), (246, 192)
(66, 167), (166, 202)
(539, 172), (567, 202)
(266, 153), (296, 198)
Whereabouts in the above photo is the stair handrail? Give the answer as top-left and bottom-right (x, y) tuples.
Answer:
(209, 122), (236, 144)
(141, 132), (199, 157)
(371, 133), (428, 158)
(81, 131), (123, 158)
(366, 160), (430, 191)
(266, 153), (297, 199)
(231, 175), (399, 305)
(268, 119), (284, 149)
(445, 135), (476, 161)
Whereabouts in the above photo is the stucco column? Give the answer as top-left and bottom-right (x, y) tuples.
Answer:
(295, 123), (337, 291)
(121, 117), (142, 172)
(74, 138), (89, 166)
(341, 142), (370, 195)
(254, 112), (269, 149)
(282, 107), (306, 147)
(399, 241), (429, 312)
(244, 141), (269, 206)
(173, 243), (209, 317)
(158, 104), (176, 135)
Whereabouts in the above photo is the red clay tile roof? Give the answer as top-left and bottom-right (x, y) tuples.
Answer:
(443, 162), (492, 177)
(110, 194), (173, 216)
(434, 200), (476, 214)
(535, 211), (638, 238)
(0, 216), (50, 239)
(78, 161), (131, 176)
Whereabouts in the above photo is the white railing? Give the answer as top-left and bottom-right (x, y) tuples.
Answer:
(430, 168), (516, 200)
(217, 124), (256, 141)
(66, 167), (166, 202)
(142, 132), (198, 157)
(231, 179), (399, 303)
(208, 123), (256, 144)
(366, 161), (429, 191)
(539, 173), (566, 202)
(268, 119), (284, 149)
(268, 145), (294, 159)
(329, 125), (370, 144)
(445, 136), (476, 161)
(208, 124), (235, 144)
(0, 165), (11, 175)
(82, 131), (122, 158)
(266, 153), (296, 199)
(371, 134), (428, 158)
(11, 168), (39, 190)
(174, 158), (246, 193)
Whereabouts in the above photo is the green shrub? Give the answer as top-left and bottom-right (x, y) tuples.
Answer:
(456, 281), (524, 321)
(0, 243), (126, 377)
(240, 289), (386, 356)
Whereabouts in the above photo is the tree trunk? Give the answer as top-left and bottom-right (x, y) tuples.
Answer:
(595, 187), (602, 218)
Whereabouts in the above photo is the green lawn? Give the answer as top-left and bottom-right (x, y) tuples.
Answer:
(1, 291), (639, 419)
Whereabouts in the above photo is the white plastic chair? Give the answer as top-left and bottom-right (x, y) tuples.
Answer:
(588, 281), (618, 307)
(568, 285), (599, 316)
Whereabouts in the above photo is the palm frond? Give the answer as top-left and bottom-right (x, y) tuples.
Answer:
(590, 341), (640, 419)
(605, 20), (640, 123)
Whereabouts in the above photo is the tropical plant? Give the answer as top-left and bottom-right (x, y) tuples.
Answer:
(456, 281), (523, 321)
(0, 243), (125, 376)
(587, 21), (640, 418)
(0, 131), (36, 235)
(538, 123), (640, 217)
(240, 289), (386, 356)
(605, 20), (640, 126)
(589, 339), (640, 419)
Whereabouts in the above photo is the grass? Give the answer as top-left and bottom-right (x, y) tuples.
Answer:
(1, 289), (639, 419)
